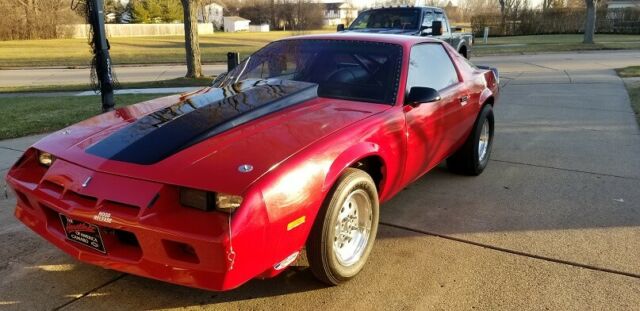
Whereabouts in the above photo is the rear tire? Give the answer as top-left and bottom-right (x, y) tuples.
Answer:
(447, 104), (494, 175)
(307, 168), (379, 285)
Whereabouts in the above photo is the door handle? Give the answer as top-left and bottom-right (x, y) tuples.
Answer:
(459, 95), (469, 103)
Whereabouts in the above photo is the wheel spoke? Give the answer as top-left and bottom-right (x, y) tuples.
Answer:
(332, 189), (373, 267)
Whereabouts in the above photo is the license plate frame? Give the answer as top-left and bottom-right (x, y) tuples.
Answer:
(59, 214), (106, 254)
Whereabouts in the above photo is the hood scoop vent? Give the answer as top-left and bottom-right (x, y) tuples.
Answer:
(86, 79), (318, 165)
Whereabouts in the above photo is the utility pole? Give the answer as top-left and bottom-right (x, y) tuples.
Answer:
(87, 0), (115, 112)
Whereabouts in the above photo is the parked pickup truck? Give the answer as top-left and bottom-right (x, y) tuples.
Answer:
(338, 6), (474, 58)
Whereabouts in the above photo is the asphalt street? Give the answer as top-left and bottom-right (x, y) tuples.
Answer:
(1, 51), (640, 310)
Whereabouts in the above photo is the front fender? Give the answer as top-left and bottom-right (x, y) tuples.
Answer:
(323, 142), (381, 193)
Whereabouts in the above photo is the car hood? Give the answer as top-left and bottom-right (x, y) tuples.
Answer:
(33, 79), (388, 194)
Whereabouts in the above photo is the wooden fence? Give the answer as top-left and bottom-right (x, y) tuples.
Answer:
(58, 23), (216, 38)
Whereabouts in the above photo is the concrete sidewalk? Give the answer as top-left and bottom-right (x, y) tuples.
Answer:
(0, 64), (226, 87)
(1, 52), (639, 310)
(0, 87), (203, 99)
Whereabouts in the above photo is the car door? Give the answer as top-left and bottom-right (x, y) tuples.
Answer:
(402, 43), (466, 183)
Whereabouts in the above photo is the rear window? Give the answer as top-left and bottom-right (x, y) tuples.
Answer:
(349, 8), (421, 30)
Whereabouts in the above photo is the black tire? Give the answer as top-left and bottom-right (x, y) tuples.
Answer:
(447, 104), (494, 176)
(307, 168), (379, 285)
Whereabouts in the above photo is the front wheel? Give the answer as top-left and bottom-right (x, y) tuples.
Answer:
(447, 104), (494, 175)
(307, 168), (379, 285)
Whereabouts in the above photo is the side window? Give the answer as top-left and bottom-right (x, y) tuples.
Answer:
(407, 44), (459, 92)
(434, 12), (449, 34)
(422, 11), (434, 27)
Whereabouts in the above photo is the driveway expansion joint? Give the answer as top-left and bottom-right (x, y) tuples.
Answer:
(53, 273), (127, 310)
(0, 146), (24, 152)
(490, 159), (640, 181)
(379, 222), (640, 280)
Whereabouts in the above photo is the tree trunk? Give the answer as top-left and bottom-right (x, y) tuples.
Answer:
(499, 0), (506, 35)
(583, 0), (596, 44)
(181, 0), (203, 78)
(270, 0), (276, 30)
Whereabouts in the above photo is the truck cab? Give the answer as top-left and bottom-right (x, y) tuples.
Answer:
(339, 6), (473, 59)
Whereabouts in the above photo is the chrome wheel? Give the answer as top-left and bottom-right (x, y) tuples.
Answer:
(478, 119), (490, 162)
(332, 189), (373, 267)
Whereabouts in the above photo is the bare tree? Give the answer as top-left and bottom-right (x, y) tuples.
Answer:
(583, 0), (597, 43)
(181, 0), (203, 78)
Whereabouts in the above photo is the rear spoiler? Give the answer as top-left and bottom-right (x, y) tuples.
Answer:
(477, 65), (499, 85)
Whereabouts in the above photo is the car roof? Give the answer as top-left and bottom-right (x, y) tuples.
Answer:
(279, 33), (442, 47)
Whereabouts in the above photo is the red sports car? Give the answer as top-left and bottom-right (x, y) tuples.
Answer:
(6, 33), (498, 291)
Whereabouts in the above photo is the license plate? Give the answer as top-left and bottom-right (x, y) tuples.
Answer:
(59, 214), (106, 253)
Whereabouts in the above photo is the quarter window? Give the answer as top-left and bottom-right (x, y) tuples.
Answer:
(406, 44), (459, 92)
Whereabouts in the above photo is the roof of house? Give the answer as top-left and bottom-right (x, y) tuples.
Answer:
(325, 2), (354, 11)
(224, 16), (250, 22)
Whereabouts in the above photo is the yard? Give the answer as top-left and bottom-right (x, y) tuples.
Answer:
(474, 34), (640, 55)
(618, 66), (640, 124)
(0, 94), (165, 139)
(0, 32), (639, 68)
(0, 31), (329, 68)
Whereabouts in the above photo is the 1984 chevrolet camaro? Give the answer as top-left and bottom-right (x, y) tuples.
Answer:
(6, 33), (498, 291)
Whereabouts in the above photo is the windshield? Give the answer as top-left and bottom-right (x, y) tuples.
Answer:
(214, 39), (403, 104)
(348, 8), (421, 30)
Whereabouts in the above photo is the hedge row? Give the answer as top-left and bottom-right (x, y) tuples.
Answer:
(471, 8), (640, 36)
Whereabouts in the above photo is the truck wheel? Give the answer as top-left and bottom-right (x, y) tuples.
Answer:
(447, 104), (494, 175)
(307, 168), (379, 285)
(459, 46), (469, 59)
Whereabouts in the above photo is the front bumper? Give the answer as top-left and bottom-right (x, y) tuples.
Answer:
(5, 155), (265, 291)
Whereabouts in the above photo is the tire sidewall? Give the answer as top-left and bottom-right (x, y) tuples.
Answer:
(322, 170), (379, 281)
(473, 105), (494, 173)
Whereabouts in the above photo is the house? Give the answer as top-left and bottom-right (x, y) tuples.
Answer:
(323, 2), (358, 26)
(607, 0), (640, 8)
(199, 2), (225, 29)
(249, 24), (270, 32)
(223, 16), (251, 32)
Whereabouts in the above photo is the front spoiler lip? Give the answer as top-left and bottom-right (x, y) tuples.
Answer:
(7, 175), (240, 292)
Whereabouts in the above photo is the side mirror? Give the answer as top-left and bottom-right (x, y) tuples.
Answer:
(405, 87), (441, 107)
(419, 25), (429, 36)
(431, 21), (443, 36)
(337, 24), (345, 32)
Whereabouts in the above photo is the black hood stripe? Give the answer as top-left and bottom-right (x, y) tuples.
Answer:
(86, 80), (318, 165)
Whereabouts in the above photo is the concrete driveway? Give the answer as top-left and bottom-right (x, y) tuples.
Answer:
(1, 51), (640, 310)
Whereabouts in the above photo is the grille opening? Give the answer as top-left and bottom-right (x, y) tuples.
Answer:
(102, 200), (140, 218)
(162, 240), (200, 264)
(15, 190), (33, 209)
(63, 190), (97, 208)
(39, 180), (64, 198)
(115, 229), (139, 247)
(101, 228), (143, 261)
(40, 204), (65, 236)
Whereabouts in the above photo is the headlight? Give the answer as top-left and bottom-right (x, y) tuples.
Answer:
(179, 188), (242, 213)
(38, 151), (54, 167)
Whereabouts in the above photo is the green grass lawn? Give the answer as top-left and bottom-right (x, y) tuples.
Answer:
(1, 32), (639, 68)
(628, 85), (640, 124)
(617, 66), (640, 124)
(0, 31), (330, 68)
(0, 77), (213, 93)
(0, 93), (164, 139)
(616, 66), (640, 78)
(473, 34), (640, 55)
